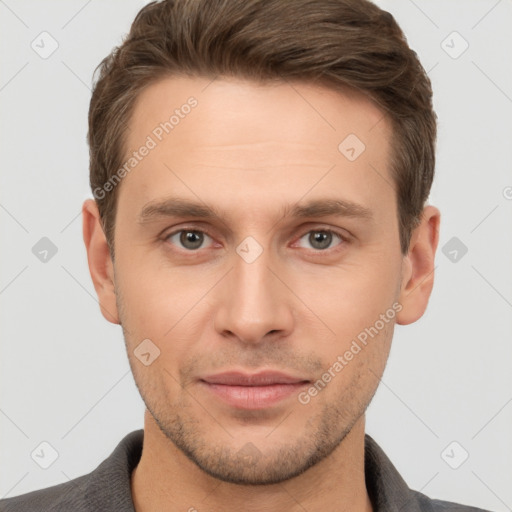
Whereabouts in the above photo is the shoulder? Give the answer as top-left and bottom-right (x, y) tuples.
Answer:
(0, 429), (143, 512)
(363, 433), (494, 512)
(0, 473), (90, 512)
(412, 489), (494, 512)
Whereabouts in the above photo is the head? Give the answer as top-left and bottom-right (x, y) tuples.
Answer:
(83, 0), (440, 485)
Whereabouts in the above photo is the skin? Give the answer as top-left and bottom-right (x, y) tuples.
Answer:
(83, 76), (440, 512)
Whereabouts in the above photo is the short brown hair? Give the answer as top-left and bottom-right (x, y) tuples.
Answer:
(88, 0), (436, 258)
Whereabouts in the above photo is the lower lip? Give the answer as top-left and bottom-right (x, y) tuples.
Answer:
(200, 381), (309, 409)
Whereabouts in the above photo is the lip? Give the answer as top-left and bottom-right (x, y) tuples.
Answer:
(201, 371), (308, 386)
(199, 371), (310, 410)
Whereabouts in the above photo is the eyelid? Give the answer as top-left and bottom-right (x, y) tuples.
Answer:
(295, 225), (351, 242)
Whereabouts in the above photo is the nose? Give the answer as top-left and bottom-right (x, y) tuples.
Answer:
(213, 241), (295, 345)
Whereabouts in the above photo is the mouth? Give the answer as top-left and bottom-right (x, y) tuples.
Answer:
(199, 370), (310, 410)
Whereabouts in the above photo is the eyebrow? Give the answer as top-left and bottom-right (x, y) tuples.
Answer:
(137, 196), (374, 225)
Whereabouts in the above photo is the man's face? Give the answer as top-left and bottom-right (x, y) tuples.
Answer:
(112, 76), (404, 484)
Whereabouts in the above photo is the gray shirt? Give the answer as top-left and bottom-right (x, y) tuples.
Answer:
(0, 430), (492, 511)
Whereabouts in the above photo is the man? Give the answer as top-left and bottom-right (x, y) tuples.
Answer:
(0, 0), (493, 511)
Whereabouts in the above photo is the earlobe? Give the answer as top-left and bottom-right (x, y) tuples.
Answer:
(82, 199), (120, 325)
(396, 205), (440, 326)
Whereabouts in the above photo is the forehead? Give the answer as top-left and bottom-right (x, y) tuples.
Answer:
(117, 75), (394, 226)
(128, 75), (388, 149)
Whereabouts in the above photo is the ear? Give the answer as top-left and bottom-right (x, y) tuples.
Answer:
(82, 198), (120, 324)
(396, 205), (440, 325)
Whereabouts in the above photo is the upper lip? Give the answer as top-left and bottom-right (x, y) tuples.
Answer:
(201, 371), (310, 386)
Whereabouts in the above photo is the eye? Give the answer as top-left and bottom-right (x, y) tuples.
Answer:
(165, 229), (214, 251)
(163, 227), (348, 254)
(296, 229), (346, 251)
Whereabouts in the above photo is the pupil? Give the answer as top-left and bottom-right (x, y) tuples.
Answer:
(181, 231), (203, 250)
(310, 231), (331, 250)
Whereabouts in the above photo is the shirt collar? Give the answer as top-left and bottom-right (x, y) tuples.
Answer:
(364, 433), (423, 511)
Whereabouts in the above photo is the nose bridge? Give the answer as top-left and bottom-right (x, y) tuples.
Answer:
(215, 237), (293, 343)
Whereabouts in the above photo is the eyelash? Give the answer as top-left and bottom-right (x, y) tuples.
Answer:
(163, 226), (350, 254)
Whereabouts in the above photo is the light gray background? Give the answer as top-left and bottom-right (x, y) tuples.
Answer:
(1, 1), (511, 510)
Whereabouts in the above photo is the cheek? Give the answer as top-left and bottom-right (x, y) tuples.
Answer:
(302, 256), (400, 338)
(115, 262), (226, 383)
(329, 313), (394, 393)
(115, 254), (205, 339)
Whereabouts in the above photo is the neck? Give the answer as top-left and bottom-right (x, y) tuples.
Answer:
(130, 411), (373, 512)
